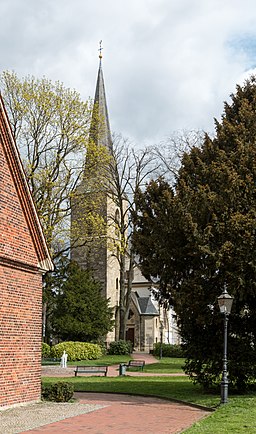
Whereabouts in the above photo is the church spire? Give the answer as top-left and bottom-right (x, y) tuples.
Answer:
(89, 41), (112, 151)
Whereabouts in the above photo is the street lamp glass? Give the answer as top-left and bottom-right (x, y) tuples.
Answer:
(218, 288), (234, 314)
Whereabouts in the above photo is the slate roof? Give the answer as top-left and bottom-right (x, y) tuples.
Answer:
(89, 58), (112, 151)
(134, 291), (159, 316)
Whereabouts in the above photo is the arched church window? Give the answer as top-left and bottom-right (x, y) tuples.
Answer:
(128, 310), (134, 320)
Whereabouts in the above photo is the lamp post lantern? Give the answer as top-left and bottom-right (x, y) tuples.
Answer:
(218, 286), (234, 404)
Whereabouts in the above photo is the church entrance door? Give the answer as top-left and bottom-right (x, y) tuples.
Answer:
(126, 328), (135, 347)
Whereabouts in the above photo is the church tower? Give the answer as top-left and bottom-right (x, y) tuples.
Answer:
(71, 45), (120, 343)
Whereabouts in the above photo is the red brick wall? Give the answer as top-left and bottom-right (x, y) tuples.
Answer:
(0, 266), (42, 407)
(0, 137), (39, 265)
(0, 122), (44, 407)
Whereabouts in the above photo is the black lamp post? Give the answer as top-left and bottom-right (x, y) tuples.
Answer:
(159, 321), (164, 360)
(218, 286), (234, 404)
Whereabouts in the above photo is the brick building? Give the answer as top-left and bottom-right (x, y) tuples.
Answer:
(0, 95), (53, 408)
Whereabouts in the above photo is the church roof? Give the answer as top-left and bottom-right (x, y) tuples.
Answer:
(89, 57), (112, 151)
(135, 292), (159, 316)
(0, 94), (54, 273)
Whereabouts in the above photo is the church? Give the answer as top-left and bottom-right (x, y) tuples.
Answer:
(71, 50), (180, 352)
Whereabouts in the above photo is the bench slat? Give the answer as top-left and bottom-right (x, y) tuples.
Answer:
(74, 365), (108, 376)
(126, 360), (145, 370)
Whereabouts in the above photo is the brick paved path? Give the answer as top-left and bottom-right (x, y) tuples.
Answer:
(22, 393), (210, 434)
(20, 352), (210, 433)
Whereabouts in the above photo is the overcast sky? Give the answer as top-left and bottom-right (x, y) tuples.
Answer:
(1, 0), (256, 146)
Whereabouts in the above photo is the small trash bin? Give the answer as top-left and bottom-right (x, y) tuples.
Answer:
(119, 363), (126, 376)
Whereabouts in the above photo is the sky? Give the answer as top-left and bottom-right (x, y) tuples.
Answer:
(1, 0), (256, 147)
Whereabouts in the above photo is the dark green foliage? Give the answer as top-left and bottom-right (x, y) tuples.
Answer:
(42, 382), (74, 402)
(94, 338), (107, 355)
(42, 342), (51, 358)
(43, 255), (70, 343)
(133, 76), (256, 391)
(53, 261), (114, 342)
(153, 343), (184, 358)
(108, 340), (132, 355)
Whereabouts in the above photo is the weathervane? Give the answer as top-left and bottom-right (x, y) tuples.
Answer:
(99, 40), (103, 60)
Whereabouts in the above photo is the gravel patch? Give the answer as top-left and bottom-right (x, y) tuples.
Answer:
(0, 401), (106, 433)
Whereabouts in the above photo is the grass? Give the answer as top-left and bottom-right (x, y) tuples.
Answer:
(143, 357), (185, 373)
(66, 355), (131, 366)
(185, 396), (256, 433)
(42, 375), (220, 408)
(42, 355), (131, 366)
(42, 357), (256, 433)
(62, 356), (185, 372)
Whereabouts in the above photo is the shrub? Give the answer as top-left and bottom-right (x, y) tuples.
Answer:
(108, 340), (132, 355)
(93, 338), (107, 355)
(42, 382), (74, 402)
(153, 343), (184, 358)
(51, 341), (102, 361)
(42, 342), (51, 358)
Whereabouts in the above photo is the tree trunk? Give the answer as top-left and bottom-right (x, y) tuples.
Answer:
(118, 252), (126, 340)
(119, 250), (135, 341)
(42, 302), (47, 342)
(124, 251), (134, 329)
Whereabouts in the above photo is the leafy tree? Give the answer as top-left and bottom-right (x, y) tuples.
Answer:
(53, 261), (114, 342)
(133, 76), (256, 390)
(1, 71), (110, 340)
(0, 70), (107, 259)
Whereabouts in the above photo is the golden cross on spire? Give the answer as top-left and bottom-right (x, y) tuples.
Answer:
(99, 40), (103, 60)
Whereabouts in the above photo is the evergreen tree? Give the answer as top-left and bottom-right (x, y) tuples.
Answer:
(134, 76), (256, 390)
(53, 261), (114, 342)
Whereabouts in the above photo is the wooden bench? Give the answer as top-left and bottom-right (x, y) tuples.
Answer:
(126, 360), (145, 371)
(74, 365), (108, 377)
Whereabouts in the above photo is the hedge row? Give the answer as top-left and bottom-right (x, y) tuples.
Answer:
(42, 341), (102, 361)
(108, 340), (132, 355)
(152, 343), (184, 358)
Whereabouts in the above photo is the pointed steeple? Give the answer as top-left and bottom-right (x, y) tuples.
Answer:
(89, 42), (112, 151)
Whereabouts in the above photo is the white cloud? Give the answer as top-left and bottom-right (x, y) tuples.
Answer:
(1, 0), (256, 145)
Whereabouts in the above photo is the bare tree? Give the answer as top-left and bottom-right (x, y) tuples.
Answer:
(154, 130), (205, 184)
(108, 136), (161, 340)
(107, 131), (204, 340)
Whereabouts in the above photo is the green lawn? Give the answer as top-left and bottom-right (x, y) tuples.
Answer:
(42, 375), (220, 408)
(185, 396), (256, 433)
(144, 357), (185, 373)
(42, 357), (256, 433)
(60, 356), (185, 372)
(66, 355), (131, 366)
